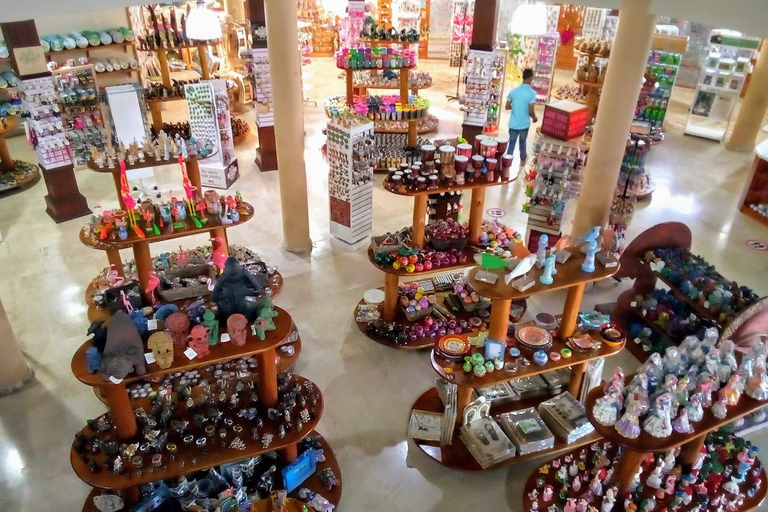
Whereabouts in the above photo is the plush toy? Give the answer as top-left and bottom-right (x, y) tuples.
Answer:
(227, 313), (249, 346)
(211, 257), (264, 321)
(147, 332), (174, 369)
(187, 325), (211, 358)
(165, 312), (190, 350)
(100, 311), (146, 380)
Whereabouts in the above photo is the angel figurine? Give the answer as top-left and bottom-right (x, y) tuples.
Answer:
(640, 353), (665, 392)
(643, 393), (673, 438)
(625, 373), (651, 415)
(616, 399), (643, 439)
(593, 391), (624, 427)
(695, 374), (716, 408)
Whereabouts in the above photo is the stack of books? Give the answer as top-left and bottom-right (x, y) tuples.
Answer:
(538, 391), (595, 443)
(497, 407), (555, 455)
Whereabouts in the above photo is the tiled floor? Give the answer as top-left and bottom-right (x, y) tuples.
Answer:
(0, 57), (767, 511)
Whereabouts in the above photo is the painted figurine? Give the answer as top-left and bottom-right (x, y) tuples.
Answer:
(226, 313), (249, 347)
(147, 332), (174, 369)
(186, 325), (211, 358)
(582, 240), (598, 273)
(202, 309), (219, 346)
(540, 253), (557, 285)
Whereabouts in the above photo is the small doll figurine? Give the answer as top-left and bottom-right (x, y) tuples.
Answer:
(718, 339), (738, 385)
(616, 399), (643, 439)
(647, 459), (664, 489)
(664, 474), (677, 495)
(576, 499), (588, 512)
(662, 346), (685, 376)
(746, 371), (768, 400)
(696, 374), (715, 408)
(601, 487), (617, 512)
(588, 472), (604, 498)
(556, 465), (568, 484)
(543, 485), (554, 502)
(572, 475), (582, 493)
(593, 390), (623, 426)
(530, 500), (539, 512)
(643, 393), (673, 438)
(672, 407), (694, 433)
(662, 450), (677, 474)
(605, 367), (625, 393)
(685, 392), (705, 423)
(569, 461), (579, 477)
(712, 395), (729, 419)
(564, 498), (577, 512)
(721, 375), (743, 406)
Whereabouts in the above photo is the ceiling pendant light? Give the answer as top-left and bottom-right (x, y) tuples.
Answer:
(186, 0), (223, 41)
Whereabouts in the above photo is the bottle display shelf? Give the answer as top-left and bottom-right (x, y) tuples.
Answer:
(521, 441), (767, 512)
(84, 267), (284, 323)
(430, 323), (625, 388)
(78, 431), (342, 512)
(367, 245), (477, 277)
(72, 382), (322, 490)
(71, 306), (294, 387)
(410, 387), (602, 472)
(79, 202), (254, 251)
(92, 336), (303, 407)
(585, 376), (768, 453)
(466, 250), (619, 301)
(382, 174), (516, 197)
(86, 150), (215, 173)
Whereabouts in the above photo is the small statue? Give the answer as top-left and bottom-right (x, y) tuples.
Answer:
(202, 309), (219, 346)
(211, 257), (264, 322)
(601, 487), (617, 512)
(187, 325), (211, 358)
(164, 312), (190, 350)
(643, 393), (673, 438)
(100, 311), (147, 380)
(252, 297), (278, 341)
(582, 240), (598, 273)
(593, 390), (623, 426)
(647, 459), (664, 489)
(227, 313), (249, 346)
(540, 253), (557, 285)
(317, 468), (340, 490)
(147, 332), (174, 369)
(537, 234), (549, 267)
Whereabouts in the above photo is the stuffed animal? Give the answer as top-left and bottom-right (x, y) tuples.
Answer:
(100, 311), (146, 380)
(187, 325), (211, 358)
(147, 332), (174, 369)
(165, 312), (190, 350)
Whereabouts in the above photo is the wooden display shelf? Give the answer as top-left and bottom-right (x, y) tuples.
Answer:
(45, 41), (134, 57)
(585, 377), (768, 453)
(79, 202), (253, 251)
(85, 267), (284, 323)
(0, 167), (40, 194)
(573, 78), (603, 89)
(521, 442), (767, 512)
(79, 431), (341, 512)
(72, 379), (322, 490)
(430, 323), (625, 388)
(373, 117), (436, 134)
(71, 306), (294, 387)
(410, 387), (602, 472)
(367, 245), (477, 277)
(0, 115), (18, 135)
(92, 336), (303, 406)
(652, 269), (727, 327)
(382, 174), (515, 196)
(467, 250), (618, 301)
(86, 151), (213, 174)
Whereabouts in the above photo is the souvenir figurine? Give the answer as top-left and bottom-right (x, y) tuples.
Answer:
(662, 451), (677, 475)
(540, 253), (557, 285)
(202, 309), (219, 346)
(211, 257), (264, 321)
(572, 475), (582, 493)
(186, 325), (211, 358)
(593, 390), (623, 426)
(647, 459), (664, 489)
(226, 313), (249, 347)
(616, 400), (643, 439)
(576, 499), (588, 512)
(252, 298), (278, 340)
(746, 372), (768, 400)
(712, 395), (729, 419)
(564, 498), (577, 512)
(664, 474), (677, 495)
(588, 472), (604, 498)
(543, 485), (554, 502)
(147, 332), (174, 369)
(643, 393), (673, 438)
(85, 346), (102, 373)
(165, 312), (190, 350)
(537, 234), (549, 268)
(718, 340), (738, 385)
(582, 240), (598, 273)
(569, 461), (579, 477)
(721, 375), (742, 406)
(100, 311), (147, 380)
(685, 392), (705, 423)
(601, 487), (617, 512)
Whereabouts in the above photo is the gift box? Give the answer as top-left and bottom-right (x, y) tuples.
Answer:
(541, 100), (588, 141)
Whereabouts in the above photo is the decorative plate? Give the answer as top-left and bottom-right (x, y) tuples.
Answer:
(515, 326), (553, 351)
(600, 322), (626, 345)
(437, 334), (470, 358)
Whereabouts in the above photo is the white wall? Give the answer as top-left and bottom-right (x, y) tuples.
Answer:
(35, 9), (129, 37)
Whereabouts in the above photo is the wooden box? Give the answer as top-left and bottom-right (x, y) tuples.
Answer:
(541, 100), (588, 141)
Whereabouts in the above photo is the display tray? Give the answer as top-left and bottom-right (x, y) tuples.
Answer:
(741, 206), (768, 228)
(382, 174), (516, 196)
(431, 320), (625, 387)
(79, 202), (253, 251)
(79, 431), (341, 512)
(84, 267), (284, 323)
(585, 375), (768, 453)
(86, 149), (215, 173)
(354, 288), (526, 351)
(93, 336), (303, 406)
(521, 442), (767, 512)
(0, 166), (40, 194)
(367, 245), (478, 277)
(466, 249), (619, 301)
(71, 306), (294, 387)
(573, 78), (604, 89)
(410, 387), (601, 472)
(71, 375), (323, 489)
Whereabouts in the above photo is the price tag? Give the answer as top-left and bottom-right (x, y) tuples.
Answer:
(108, 376), (124, 384)
(147, 319), (158, 331)
(184, 347), (198, 360)
(144, 352), (156, 364)
(630, 301), (637, 308)
(220, 333), (231, 343)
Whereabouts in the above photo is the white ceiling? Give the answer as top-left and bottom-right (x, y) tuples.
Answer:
(0, 0), (765, 38)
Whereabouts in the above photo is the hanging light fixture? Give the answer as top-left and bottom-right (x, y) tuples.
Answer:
(186, 0), (222, 41)
(509, 1), (548, 36)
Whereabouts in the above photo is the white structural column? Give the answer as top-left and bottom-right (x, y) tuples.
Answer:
(0, 300), (34, 395)
(264, 0), (313, 252)
(727, 39), (768, 152)
(572, 0), (657, 236)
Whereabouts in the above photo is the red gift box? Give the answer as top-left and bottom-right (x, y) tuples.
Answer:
(541, 100), (588, 141)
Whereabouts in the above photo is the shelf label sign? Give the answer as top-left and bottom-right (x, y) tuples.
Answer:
(486, 207), (506, 218)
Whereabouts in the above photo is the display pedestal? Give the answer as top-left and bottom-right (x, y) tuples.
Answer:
(41, 164), (91, 223)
